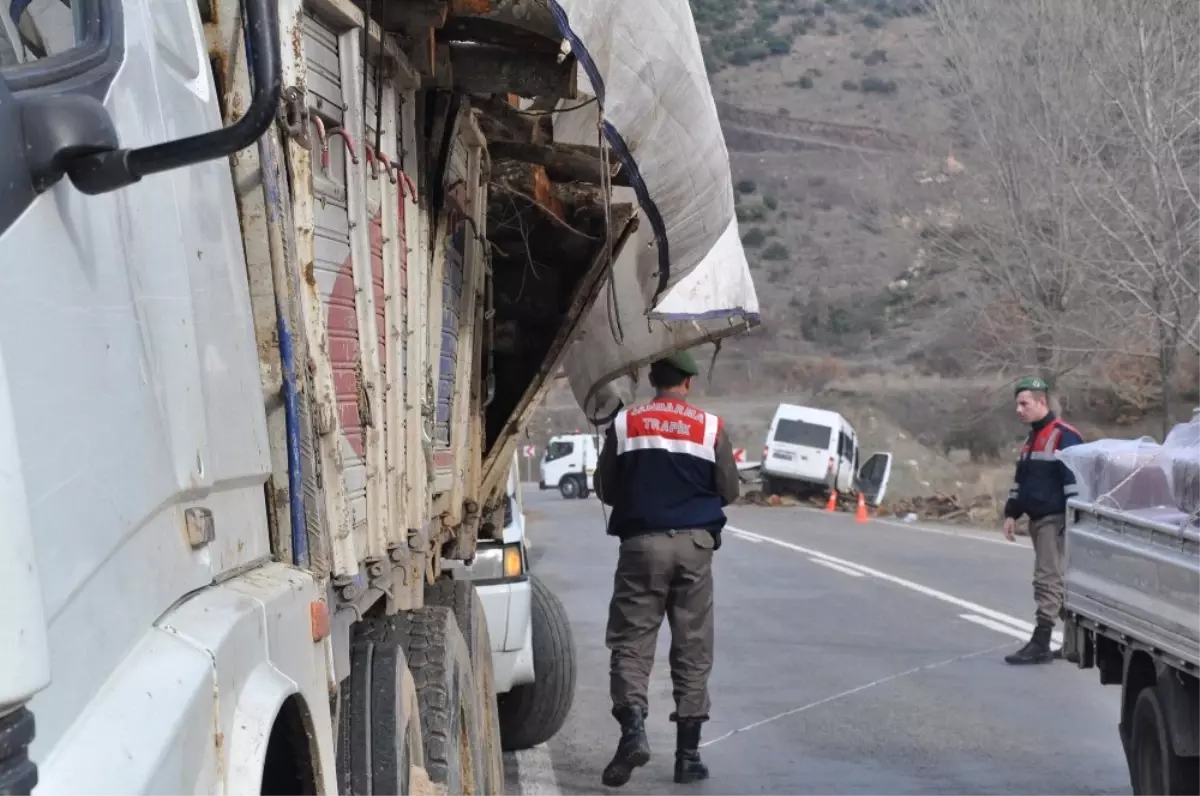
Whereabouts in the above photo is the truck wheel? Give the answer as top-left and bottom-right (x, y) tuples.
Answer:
(336, 617), (424, 795)
(559, 476), (579, 499)
(498, 575), (577, 750)
(1130, 684), (1197, 795)
(395, 606), (487, 795)
(426, 580), (505, 795)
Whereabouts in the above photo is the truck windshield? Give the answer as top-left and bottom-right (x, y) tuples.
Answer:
(545, 441), (574, 462)
(774, 419), (832, 449)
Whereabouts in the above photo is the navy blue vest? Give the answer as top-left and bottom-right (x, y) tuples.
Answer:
(605, 399), (728, 540)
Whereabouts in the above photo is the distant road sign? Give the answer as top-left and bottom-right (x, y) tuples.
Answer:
(522, 444), (537, 458)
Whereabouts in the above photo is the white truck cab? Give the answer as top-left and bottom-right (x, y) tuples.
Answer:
(459, 453), (576, 750)
(762, 403), (894, 505)
(539, 433), (599, 499)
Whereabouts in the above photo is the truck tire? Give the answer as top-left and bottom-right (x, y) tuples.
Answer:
(426, 579), (505, 795)
(395, 606), (487, 795)
(559, 476), (579, 499)
(498, 575), (577, 750)
(1130, 684), (1198, 795)
(337, 617), (424, 795)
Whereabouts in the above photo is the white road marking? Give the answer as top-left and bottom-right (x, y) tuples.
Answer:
(740, 503), (1021, 548)
(701, 643), (1008, 748)
(873, 516), (1020, 548)
(726, 526), (1062, 645)
(809, 557), (866, 577)
(960, 613), (1030, 641)
(512, 744), (562, 795)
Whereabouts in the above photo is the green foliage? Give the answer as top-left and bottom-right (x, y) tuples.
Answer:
(762, 241), (790, 260)
(763, 194), (779, 210)
(736, 203), (769, 223)
(860, 74), (898, 93)
(736, 178), (758, 194)
(798, 74), (815, 89)
(842, 79), (860, 91)
(861, 12), (884, 28)
(863, 48), (888, 66)
(741, 227), (767, 246)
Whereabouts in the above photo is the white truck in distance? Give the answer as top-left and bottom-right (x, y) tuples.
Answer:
(0, 0), (755, 792)
(539, 432), (599, 499)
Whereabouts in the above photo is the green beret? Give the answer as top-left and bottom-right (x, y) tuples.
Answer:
(657, 349), (700, 377)
(1014, 375), (1050, 396)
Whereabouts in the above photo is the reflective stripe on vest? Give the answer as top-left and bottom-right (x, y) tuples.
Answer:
(613, 400), (721, 463)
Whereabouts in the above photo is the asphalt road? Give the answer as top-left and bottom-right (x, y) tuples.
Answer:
(503, 488), (1131, 796)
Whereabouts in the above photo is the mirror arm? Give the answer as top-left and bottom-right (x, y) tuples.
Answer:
(67, 0), (281, 196)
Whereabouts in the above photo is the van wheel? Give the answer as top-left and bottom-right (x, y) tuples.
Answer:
(395, 606), (486, 795)
(337, 617), (424, 795)
(559, 476), (579, 499)
(426, 580), (504, 795)
(1129, 683), (1197, 795)
(498, 575), (577, 750)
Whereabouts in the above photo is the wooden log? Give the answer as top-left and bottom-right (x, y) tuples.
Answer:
(438, 15), (560, 53)
(448, 43), (575, 99)
(490, 140), (628, 187)
(490, 161), (564, 221)
(472, 97), (551, 144)
(368, 0), (448, 31)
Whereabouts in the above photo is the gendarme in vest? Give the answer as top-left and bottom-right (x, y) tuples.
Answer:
(606, 399), (728, 540)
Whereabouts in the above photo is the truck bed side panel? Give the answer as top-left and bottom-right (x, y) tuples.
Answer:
(1066, 506), (1200, 669)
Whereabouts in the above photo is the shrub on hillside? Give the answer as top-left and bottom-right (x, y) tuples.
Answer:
(860, 75), (898, 93)
(762, 242), (790, 260)
(842, 79), (860, 91)
(763, 194), (779, 210)
(741, 227), (767, 246)
(736, 179), (758, 194)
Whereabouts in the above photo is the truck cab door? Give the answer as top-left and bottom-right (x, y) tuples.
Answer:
(856, 452), (894, 506)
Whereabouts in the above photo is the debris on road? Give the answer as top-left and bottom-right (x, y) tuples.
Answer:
(736, 488), (1001, 526)
(876, 494), (999, 525)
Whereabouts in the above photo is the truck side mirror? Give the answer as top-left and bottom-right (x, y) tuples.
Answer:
(43, 0), (280, 196)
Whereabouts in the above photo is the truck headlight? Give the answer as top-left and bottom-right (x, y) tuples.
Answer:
(464, 542), (525, 582)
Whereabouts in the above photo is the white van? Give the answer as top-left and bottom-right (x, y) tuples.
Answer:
(538, 433), (599, 499)
(761, 403), (894, 505)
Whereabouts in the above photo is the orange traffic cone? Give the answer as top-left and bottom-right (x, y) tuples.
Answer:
(855, 492), (869, 523)
(824, 490), (838, 512)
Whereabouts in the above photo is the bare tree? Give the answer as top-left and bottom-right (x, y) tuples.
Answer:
(926, 0), (1200, 434)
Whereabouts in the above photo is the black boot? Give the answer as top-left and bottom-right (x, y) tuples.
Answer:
(673, 719), (710, 784)
(601, 705), (651, 787)
(1005, 622), (1053, 665)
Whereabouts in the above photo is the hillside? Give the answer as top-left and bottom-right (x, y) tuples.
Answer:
(528, 0), (1199, 507)
(696, 0), (962, 365)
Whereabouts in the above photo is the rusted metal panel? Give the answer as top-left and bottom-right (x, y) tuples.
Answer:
(302, 10), (370, 569)
(399, 91), (429, 536)
(446, 141), (486, 525)
(338, 29), (389, 560)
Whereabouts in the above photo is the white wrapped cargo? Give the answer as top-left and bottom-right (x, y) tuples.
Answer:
(549, 0), (760, 421)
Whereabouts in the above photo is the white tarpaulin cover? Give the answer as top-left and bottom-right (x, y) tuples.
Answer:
(549, 0), (760, 421)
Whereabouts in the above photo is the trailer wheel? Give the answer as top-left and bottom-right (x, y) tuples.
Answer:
(395, 606), (487, 795)
(336, 617), (424, 795)
(1130, 684), (1197, 795)
(559, 476), (580, 499)
(426, 580), (505, 795)
(498, 575), (577, 750)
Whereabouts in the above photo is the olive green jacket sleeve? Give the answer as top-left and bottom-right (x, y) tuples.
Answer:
(595, 424), (618, 506)
(714, 426), (740, 506)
